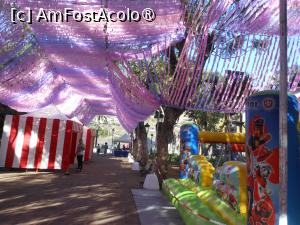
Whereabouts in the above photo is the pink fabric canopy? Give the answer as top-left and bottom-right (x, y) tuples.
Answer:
(119, 0), (300, 113)
(0, 0), (185, 131)
(215, 0), (300, 35)
(2, 0), (300, 131)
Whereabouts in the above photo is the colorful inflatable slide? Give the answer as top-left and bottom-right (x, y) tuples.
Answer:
(163, 124), (247, 225)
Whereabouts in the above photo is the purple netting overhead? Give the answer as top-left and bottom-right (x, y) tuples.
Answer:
(209, 0), (300, 35)
(0, 2), (67, 110)
(185, 0), (300, 35)
(171, 32), (300, 112)
(122, 0), (300, 114)
(3, 0), (300, 130)
(107, 59), (159, 131)
(0, 0), (185, 131)
(177, 0), (300, 112)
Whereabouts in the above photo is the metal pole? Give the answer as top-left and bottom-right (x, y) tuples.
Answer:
(239, 113), (243, 133)
(112, 128), (115, 149)
(156, 123), (158, 154)
(95, 130), (98, 147)
(130, 132), (133, 153)
(279, 0), (288, 224)
(150, 137), (152, 151)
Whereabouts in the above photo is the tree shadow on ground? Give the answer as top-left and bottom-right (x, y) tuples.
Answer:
(0, 155), (142, 225)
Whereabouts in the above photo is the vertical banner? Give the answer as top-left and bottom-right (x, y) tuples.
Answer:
(179, 124), (199, 179)
(245, 91), (299, 225)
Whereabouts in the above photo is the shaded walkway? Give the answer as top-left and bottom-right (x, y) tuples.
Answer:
(0, 154), (141, 225)
(132, 189), (184, 225)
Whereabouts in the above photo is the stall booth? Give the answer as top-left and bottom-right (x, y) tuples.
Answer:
(113, 133), (131, 157)
(0, 106), (82, 171)
(82, 126), (97, 161)
(69, 126), (96, 163)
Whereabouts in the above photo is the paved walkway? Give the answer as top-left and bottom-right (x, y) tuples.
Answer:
(132, 189), (184, 225)
(0, 154), (142, 225)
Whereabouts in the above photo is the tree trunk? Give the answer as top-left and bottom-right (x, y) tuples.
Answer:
(137, 122), (148, 167)
(132, 122), (148, 167)
(156, 106), (184, 181)
(132, 135), (138, 160)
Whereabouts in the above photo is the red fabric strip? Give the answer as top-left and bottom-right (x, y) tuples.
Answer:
(231, 144), (245, 153)
(34, 118), (47, 169)
(19, 117), (34, 168)
(84, 129), (92, 161)
(61, 120), (73, 171)
(69, 132), (77, 164)
(48, 119), (60, 169)
(5, 115), (20, 168)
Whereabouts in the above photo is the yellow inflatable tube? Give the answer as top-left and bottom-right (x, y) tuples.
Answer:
(199, 131), (245, 144)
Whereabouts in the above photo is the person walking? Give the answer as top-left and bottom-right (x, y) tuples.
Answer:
(97, 144), (101, 154)
(76, 139), (85, 171)
(104, 142), (108, 155)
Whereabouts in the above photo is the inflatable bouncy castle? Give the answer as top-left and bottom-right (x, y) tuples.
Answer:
(189, 155), (215, 187)
(163, 91), (300, 225)
(163, 157), (247, 225)
(213, 161), (247, 217)
(179, 124), (199, 179)
(163, 124), (247, 225)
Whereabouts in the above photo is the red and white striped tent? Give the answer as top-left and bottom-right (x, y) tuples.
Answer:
(82, 126), (97, 162)
(0, 114), (82, 171)
(68, 117), (96, 163)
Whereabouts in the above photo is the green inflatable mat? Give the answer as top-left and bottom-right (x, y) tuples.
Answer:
(162, 179), (226, 225)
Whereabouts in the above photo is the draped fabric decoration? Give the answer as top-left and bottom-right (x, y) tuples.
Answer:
(214, 0), (300, 35)
(164, 29), (300, 112)
(187, 0), (300, 35)
(115, 38), (179, 104)
(118, 0), (300, 113)
(107, 58), (159, 131)
(0, 0), (185, 131)
(0, 2), (66, 111)
(2, 0), (300, 131)
(124, 1), (300, 113)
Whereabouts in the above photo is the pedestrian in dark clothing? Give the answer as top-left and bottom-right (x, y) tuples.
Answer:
(77, 139), (85, 171)
(104, 142), (108, 155)
(97, 144), (101, 154)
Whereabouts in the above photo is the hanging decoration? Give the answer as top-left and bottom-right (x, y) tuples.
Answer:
(0, 0), (185, 131)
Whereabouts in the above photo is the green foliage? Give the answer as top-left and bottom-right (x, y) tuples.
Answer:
(207, 153), (228, 168)
(0, 23), (36, 70)
(186, 111), (224, 132)
(128, 61), (146, 82)
(127, 56), (170, 81)
(168, 153), (180, 165)
(97, 127), (110, 137)
(0, 41), (33, 70)
(89, 116), (110, 137)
